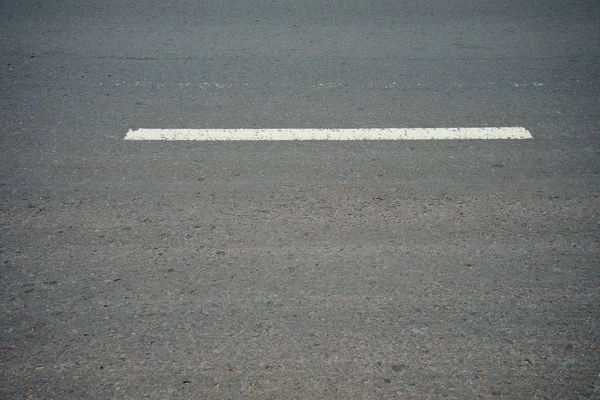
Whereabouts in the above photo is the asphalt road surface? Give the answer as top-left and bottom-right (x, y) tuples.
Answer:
(1, 0), (599, 398)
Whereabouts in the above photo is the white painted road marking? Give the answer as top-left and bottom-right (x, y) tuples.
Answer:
(124, 127), (533, 141)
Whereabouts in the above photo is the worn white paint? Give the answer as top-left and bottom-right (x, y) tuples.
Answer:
(124, 127), (533, 141)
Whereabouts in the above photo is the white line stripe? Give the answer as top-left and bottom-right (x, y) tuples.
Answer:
(124, 127), (533, 141)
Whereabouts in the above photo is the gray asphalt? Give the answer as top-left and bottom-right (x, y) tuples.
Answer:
(1, 0), (599, 398)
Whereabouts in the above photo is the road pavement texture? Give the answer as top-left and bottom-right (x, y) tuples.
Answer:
(1, 0), (599, 398)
